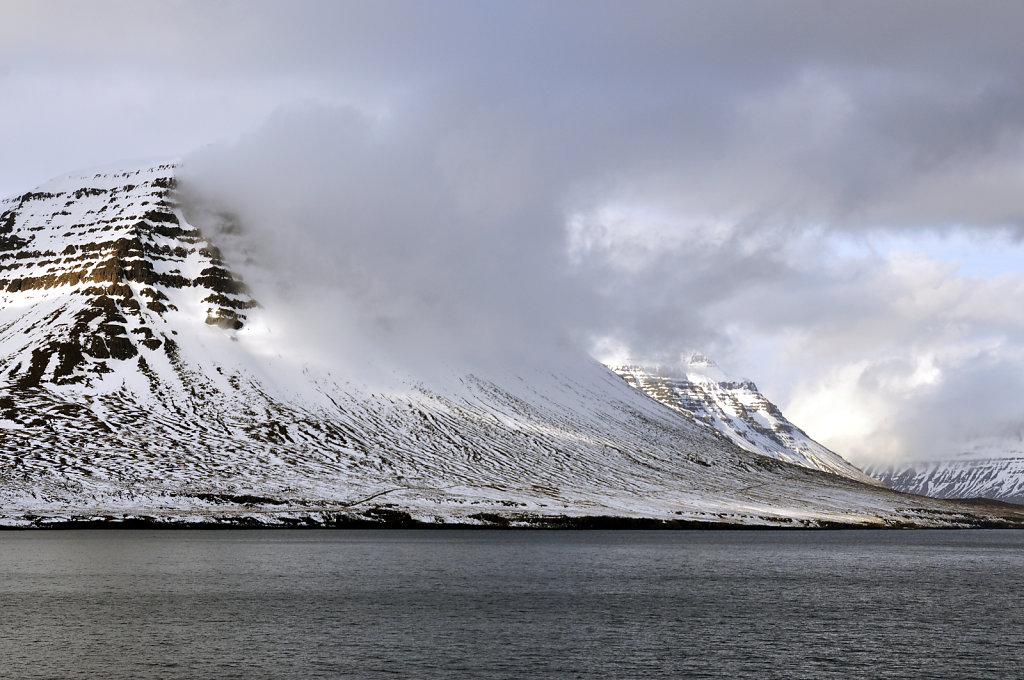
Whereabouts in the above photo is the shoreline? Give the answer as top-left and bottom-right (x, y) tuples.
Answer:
(4, 513), (1023, 531)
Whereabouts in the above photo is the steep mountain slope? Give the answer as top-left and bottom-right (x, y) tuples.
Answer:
(610, 356), (875, 484)
(1, 162), (1022, 527)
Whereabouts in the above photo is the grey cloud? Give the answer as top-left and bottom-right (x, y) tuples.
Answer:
(9, 1), (1024, 229)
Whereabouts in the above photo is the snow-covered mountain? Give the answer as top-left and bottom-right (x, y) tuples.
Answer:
(865, 457), (1024, 505)
(1, 161), (1022, 527)
(611, 357), (1024, 507)
(610, 355), (875, 484)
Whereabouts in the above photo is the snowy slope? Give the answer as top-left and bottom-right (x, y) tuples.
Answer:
(610, 356), (877, 484)
(1, 162), (1022, 527)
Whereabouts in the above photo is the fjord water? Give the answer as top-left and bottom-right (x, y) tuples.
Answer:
(1, 530), (1021, 679)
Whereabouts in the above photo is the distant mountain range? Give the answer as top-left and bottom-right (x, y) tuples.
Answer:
(865, 458), (1024, 505)
(1, 161), (1021, 527)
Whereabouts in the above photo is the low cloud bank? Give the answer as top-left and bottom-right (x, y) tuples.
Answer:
(179, 104), (591, 379)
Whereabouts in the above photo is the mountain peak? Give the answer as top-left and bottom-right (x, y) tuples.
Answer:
(609, 361), (876, 484)
(609, 350), (735, 385)
(681, 351), (731, 383)
(685, 351), (716, 368)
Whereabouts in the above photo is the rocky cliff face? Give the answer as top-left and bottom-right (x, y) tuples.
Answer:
(1, 162), (1021, 527)
(610, 355), (876, 485)
(0, 163), (255, 390)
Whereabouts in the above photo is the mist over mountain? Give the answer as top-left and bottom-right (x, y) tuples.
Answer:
(178, 106), (585, 382)
(1, 160), (1022, 526)
(7, 3), (1024, 471)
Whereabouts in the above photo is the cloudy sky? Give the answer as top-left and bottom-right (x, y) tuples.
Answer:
(5, 1), (1024, 467)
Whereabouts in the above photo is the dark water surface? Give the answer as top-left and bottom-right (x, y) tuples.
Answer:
(0, 530), (1021, 679)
